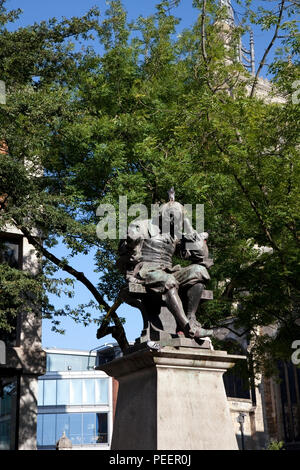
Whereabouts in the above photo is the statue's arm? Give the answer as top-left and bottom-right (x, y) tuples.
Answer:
(179, 217), (210, 263)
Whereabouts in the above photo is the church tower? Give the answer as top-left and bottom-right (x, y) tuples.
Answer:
(218, 0), (255, 76)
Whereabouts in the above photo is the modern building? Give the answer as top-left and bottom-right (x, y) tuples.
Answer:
(37, 347), (118, 450)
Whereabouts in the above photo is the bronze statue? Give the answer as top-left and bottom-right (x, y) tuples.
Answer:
(117, 189), (214, 346)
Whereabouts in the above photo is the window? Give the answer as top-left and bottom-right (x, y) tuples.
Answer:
(95, 379), (108, 405)
(69, 413), (82, 446)
(83, 413), (96, 445)
(222, 340), (251, 400)
(70, 380), (82, 406)
(82, 379), (95, 405)
(37, 413), (109, 447)
(0, 378), (18, 450)
(223, 367), (251, 400)
(43, 380), (56, 406)
(56, 379), (69, 406)
(38, 380), (44, 406)
(42, 414), (56, 446)
(97, 346), (122, 365)
(0, 236), (22, 269)
(46, 354), (67, 372)
(37, 415), (43, 447)
(278, 361), (300, 442)
(39, 377), (109, 406)
(46, 353), (96, 372)
(56, 413), (69, 441)
(96, 413), (108, 444)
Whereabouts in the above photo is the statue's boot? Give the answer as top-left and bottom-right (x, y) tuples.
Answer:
(184, 320), (213, 339)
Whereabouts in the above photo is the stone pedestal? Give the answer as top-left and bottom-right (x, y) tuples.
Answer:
(99, 344), (242, 450)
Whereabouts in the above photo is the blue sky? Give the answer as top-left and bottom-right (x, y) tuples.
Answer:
(6, 0), (198, 34)
(4, 0), (288, 351)
(6, 0), (279, 75)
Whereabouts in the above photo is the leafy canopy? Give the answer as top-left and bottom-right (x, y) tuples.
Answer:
(0, 0), (299, 374)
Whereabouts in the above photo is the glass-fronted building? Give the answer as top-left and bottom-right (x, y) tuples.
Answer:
(0, 376), (19, 450)
(37, 348), (113, 450)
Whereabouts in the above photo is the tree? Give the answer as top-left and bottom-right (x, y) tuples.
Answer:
(0, 0), (299, 375)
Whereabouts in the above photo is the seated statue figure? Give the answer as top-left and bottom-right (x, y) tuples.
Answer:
(117, 192), (214, 344)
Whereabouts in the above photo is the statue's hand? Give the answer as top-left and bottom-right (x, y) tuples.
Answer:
(199, 231), (209, 240)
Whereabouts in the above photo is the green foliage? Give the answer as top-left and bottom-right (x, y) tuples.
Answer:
(266, 440), (285, 450)
(0, 0), (299, 371)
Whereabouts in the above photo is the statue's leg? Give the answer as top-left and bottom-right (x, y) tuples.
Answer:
(164, 286), (213, 339)
(185, 283), (204, 322)
(184, 283), (213, 338)
(163, 287), (190, 333)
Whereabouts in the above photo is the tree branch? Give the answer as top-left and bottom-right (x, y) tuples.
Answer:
(213, 135), (280, 251)
(17, 223), (130, 350)
(250, 0), (285, 98)
(201, 0), (208, 64)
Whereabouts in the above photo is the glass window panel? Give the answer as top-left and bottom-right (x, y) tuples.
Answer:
(47, 354), (94, 372)
(43, 380), (57, 406)
(95, 378), (108, 404)
(83, 413), (96, 444)
(47, 354), (67, 372)
(68, 355), (87, 371)
(56, 414), (70, 442)
(82, 379), (95, 405)
(0, 379), (17, 450)
(96, 413), (108, 443)
(42, 414), (56, 446)
(57, 379), (69, 406)
(87, 356), (96, 370)
(69, 413), (82, 446)
(37, 415), (43, 447)
(0, 240), (19, 268)
(70, 380), (82, 406)
(37, 380), (44, 406)
(0, 420), (10, 450)
(0, 391), (11, 416)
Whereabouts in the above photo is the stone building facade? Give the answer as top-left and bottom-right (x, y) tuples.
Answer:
(218, 320), (300, 450)
(0, 141), (46, 450)
(0, 225), (46, 449)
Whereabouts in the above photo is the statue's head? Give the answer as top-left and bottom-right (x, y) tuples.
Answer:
(158, 200), (185, 237)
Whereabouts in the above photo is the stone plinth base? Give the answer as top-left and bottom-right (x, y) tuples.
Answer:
(99, 346), (242, 450)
